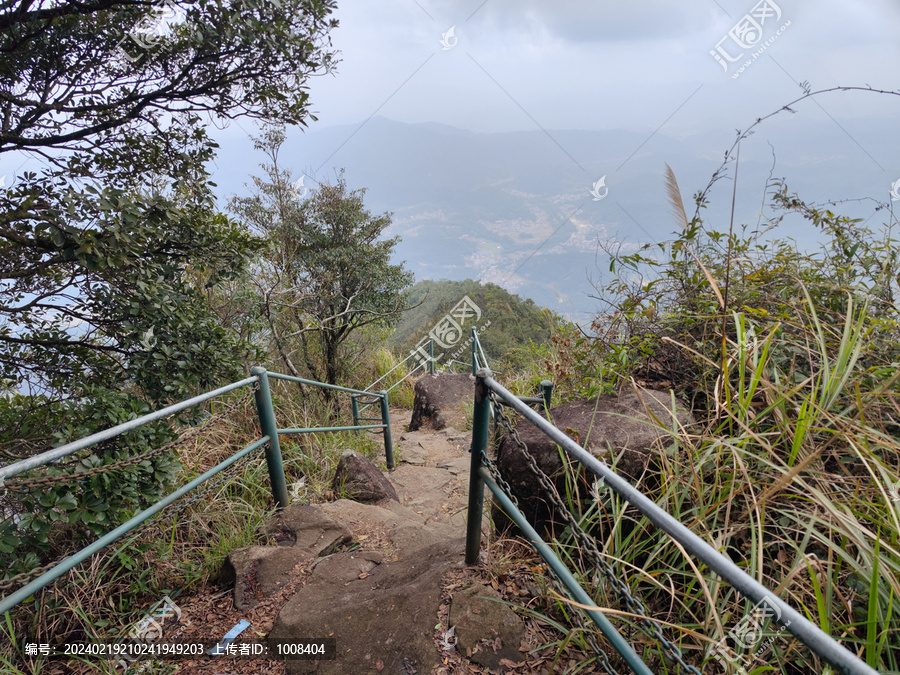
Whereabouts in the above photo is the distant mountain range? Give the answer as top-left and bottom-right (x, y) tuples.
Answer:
(211, 115), (898, 320)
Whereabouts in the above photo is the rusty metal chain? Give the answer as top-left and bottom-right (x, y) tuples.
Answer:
(0, 388), (259, 595)
(126, 450), (259, 540)
(0, 451), (260, 595)
(0, 561), (59, 595)
(546, 570), (623, 675)
(490, 395), (702, 675)
(2, 389), (257, 492)
(480, 428), (619, 675)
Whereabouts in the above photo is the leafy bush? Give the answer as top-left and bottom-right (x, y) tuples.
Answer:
(0, 388), (182, 576)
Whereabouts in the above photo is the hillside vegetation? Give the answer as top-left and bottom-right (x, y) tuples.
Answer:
(391, 278), (563, 373)
(520, 180), (900, 673)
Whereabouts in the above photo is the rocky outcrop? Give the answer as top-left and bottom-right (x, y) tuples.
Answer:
(449, 581), (525, 669)
(408, 373), (475, 431)
(496, 387), (693, 534)
(222, 505), (353, 610)
(221, 408), (507, 673)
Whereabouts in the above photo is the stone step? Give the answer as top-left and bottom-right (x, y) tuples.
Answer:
(225, 414), (522, 674)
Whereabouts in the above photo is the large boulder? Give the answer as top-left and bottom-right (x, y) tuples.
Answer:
(495, 387), (693, 534)
(269, 538), (465, 674)
(332, 449), (398, 503)
(409, 373), (475, 432)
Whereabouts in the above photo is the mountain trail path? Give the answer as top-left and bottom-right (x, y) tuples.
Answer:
(170, 397), (600, 675)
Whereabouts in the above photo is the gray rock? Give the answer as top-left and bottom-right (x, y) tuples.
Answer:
(332, 449), (398, 503)
(222, 546), (310, 610)
(450, 582), (524, 669)
(496, 387), (693, 534)
(319, 499), (459, 557)
(263, 504), (354, 554)
(409, 373), (475, 431)
(222, 505), (353, 610)
(269, 539), (465, 674)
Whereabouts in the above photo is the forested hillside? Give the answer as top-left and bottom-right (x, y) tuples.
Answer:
(391, 279), (564, 371)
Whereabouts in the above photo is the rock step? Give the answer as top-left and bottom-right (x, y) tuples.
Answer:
(226, 418), (519, 674)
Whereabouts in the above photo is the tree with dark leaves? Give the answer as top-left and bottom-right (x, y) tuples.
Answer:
(0, 0), (337, 561)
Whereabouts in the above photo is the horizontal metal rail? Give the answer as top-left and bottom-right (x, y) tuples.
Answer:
(0, 436), (268, 616)
(278, 424), (385, 434)
(479, 466), (653, 675)
(477, 370), (878, 675)
(265, 370), (396, 470)
(1, 366), (400, 617)
(0, 376), (258, 482)
(267, 372), (375, 396)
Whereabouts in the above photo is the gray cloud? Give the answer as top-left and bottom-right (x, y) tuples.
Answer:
(430, 0), (712, 42)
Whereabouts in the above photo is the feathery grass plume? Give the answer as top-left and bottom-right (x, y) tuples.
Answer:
(664, 163), (689, 230)
(665, 163), (724, 310)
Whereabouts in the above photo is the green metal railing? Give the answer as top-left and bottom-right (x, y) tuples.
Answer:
(465, 368), (879, 675)
(471, 327), (489, 375)
(0, 367), (395, 617)
(352, 338), (436, 428)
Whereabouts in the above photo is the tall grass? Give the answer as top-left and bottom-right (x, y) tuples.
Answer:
(370, 347), (418, 410)
(527, 297), (899, 672)
(520, 187), (900, 672)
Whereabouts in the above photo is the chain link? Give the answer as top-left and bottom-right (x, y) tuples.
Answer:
(0, 450), (260, 595)
(489, 394), (702, 675)
(0, 388), (260, 595)
(3, 389), (257, 491)
(480, 421), (619, 675)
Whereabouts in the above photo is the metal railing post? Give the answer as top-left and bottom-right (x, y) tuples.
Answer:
(477, 466), (654, 675)
(250, 366), (290, 509)
(466, 368), (491, 564)
(379, 390), (395, 470)
(429, 338), (435, 374)
(540, 379), (553, 411)
(350, 394), (360, 431)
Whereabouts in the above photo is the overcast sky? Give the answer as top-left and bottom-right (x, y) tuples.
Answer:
(264, 0), (900, 137)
